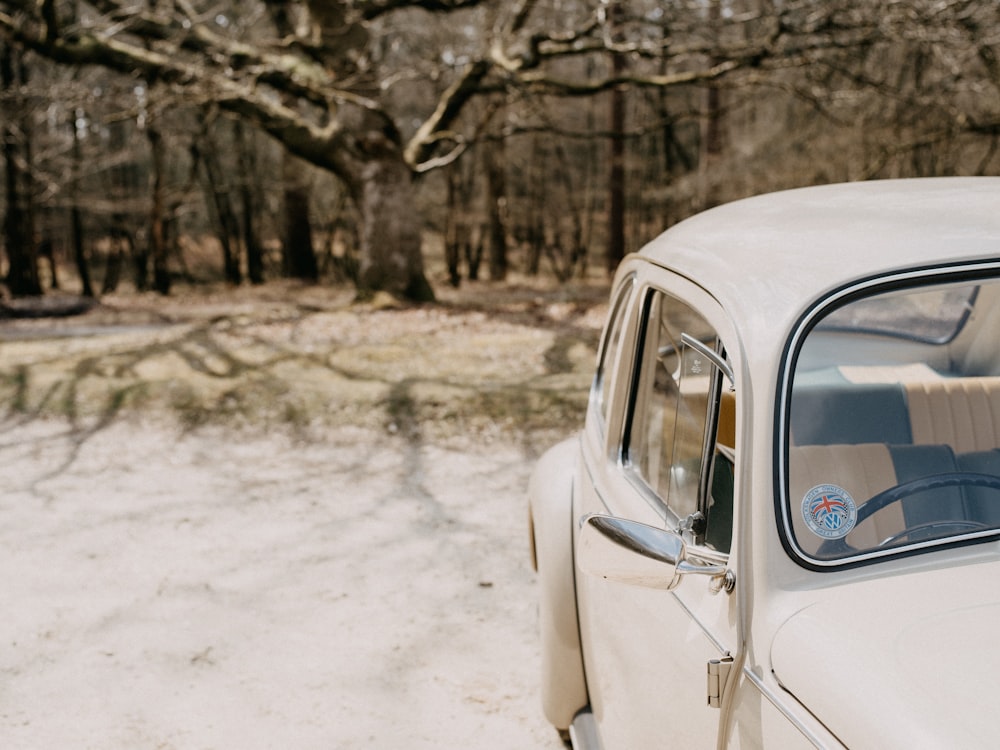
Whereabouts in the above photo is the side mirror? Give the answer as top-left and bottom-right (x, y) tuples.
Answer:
(578, 514), (734, 594)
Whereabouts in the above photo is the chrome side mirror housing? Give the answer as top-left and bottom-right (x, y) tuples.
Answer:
(578, 514), (735, 594)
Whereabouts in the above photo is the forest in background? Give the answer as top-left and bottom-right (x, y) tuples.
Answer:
(0, 0), (998, 303)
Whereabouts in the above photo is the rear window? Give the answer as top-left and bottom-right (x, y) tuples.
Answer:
(816, 285), (977, 343)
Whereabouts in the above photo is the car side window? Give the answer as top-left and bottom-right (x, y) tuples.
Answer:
(593, 277), (635, 432)
(626, 289), (733, 553)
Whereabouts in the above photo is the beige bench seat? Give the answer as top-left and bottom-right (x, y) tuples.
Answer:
(792, 375), (1000, 454)
(905, 378), (1000, 453)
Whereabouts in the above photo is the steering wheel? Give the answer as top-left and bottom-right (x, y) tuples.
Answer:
(817, 472), (1000, 557)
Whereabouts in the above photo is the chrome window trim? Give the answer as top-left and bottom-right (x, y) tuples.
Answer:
(620, 463), (675, 524)
(591, 274), (637, 437)
(617, 468), (731, 564)
(613, 281), (734, 560)
(776, 260), (1000, 569)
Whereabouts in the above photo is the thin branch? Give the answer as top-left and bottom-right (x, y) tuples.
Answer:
(357, 0), (489, 22)
(0, 13), (357, 179)
(403, 59), (490, 168)
(860, 130), (955, 179)
(512, 58), (744, 96)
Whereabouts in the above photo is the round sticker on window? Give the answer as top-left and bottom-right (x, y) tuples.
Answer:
(801, 484), (857, 539)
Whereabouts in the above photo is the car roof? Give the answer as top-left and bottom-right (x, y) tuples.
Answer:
(637, 177), (1000, 350)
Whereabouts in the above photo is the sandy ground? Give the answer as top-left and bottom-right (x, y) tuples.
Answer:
(0, 416), (567, 749)
(0, 283), (607, 749)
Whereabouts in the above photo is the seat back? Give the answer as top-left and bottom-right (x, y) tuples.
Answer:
(956, 449), (1000, 526)
(790, 383), (912, 446)
(792, 377), (1000, 453)
(905, 378), (1000, 453)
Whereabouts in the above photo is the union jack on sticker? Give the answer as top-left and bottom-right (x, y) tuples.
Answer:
(802, 484), (857, 539)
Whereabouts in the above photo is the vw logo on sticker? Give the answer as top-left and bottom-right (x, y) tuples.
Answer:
(802, 484), (857, 539)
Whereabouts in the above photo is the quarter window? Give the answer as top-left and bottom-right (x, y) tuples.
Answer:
(593, 277), (635, 432)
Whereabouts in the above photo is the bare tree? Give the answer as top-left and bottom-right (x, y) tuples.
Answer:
(3, 0), (998, 300)
(1, 40), (40, 296)
(69, 110), (94, 297)
(0, 0), (824, 298)
(484, 125), (508, 281)
(193, 112), (243, 285)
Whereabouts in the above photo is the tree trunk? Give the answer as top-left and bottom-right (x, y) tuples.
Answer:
(1, 42), (41, 297)
(698, 0), (724, 210)
(485, 137), (508, 282)
(101, 217), (132, 295)
(607, 88), (626, 274)
(357, 155), (433, 301)
(235, 122), (264, 285)
(282, 153), (319, 282)
(70, 110), (94, 297)
(38, 238), (58, 290)
(147, 124), (171, 294)
(465, 226), (483, 282)
(195, 124), (243, 285)
(444, 170), (462, 287)
(70, 204), (92, 297)
(606, 1), (626, 275)
(525, 136), (544, 276)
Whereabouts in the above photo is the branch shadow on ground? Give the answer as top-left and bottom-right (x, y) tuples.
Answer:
(0, 290), (604, 485)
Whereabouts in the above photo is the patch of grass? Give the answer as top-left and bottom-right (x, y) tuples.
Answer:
(6, 367), (30, 414)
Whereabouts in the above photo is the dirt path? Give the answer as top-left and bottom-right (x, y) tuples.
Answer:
(0, 417), (568, 749)
(0, 283), (605, 749)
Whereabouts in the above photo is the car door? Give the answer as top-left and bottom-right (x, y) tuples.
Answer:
(575, 274), (741, 749)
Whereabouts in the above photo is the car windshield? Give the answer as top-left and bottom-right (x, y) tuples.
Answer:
(783, 274), (1000, 566)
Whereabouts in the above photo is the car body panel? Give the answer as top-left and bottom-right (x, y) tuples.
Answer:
(771, 558), (1000, 749)
(573, 263), (744, 748)
(640, 178), (1000, 365)
(528, 437), (587, 730)
(529, 177), (1000, 749)
(727, 668), (841, 750)
(575, 438), (735, 748)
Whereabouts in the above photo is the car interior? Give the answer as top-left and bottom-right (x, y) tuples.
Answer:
(787, 277), (1000, 561)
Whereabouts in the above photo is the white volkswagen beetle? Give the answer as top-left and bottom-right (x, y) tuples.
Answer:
(529, 178), (1000, 749)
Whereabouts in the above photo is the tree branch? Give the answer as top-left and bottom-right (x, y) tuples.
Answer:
(356, 0), (489, 22)
(404, 58), (490, 168)
(0, 11), (362, 181)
